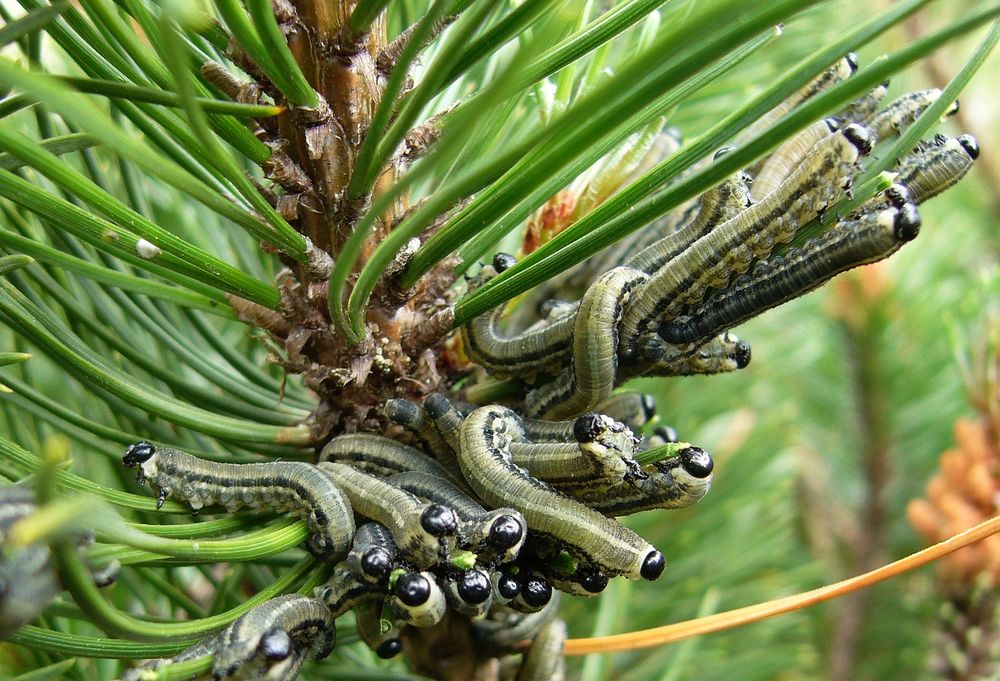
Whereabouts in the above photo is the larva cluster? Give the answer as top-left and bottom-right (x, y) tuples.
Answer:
(120, 390), (709, 672)
(461, 59), (976, 422)
(115, 55), (980, 681)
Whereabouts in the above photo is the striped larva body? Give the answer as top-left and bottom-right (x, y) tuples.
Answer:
(458, 406), (665, 581)
(626, 164), (754, 274)
(421, 393), (467, 454)
(619, 124), (874, 349)
(355, 599), (402, 659)
(347, 523), (398, 587)
(567, 446), (715, 516)
(122, 443), (354, 562)
(591, 392), (657, 431)
(743, 54), (857, 162)
(121, 635), (221, 681)
(509, 439), (633, 489)
(552, 201), (697, 298)
(868, 89), (956, 141)
(0, 487), (59, 639)
(315, 565), (379, 619)
(893, 134), (979, 206)
(834, 81), (889, 127)
(508, 413), (640, 490)
(661, 204), (921, 345)
(526, 266), (647, 419)
(388, 570), (448, 627)
(317, 462), (458, 569)
(462, 254), (576, 380)
(212, 594), (334, 681)
(618, 332), (751, 383)
(425, 392), (644, 450)
(382, 399), (462, 478)
(386, 471), (526, 563)
(515, 618), (568, 681)
(318, 432), (456, 481)
(751, 119), (837, 201)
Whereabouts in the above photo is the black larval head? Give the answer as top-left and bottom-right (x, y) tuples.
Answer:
(489, 515), (524, 550)
(681, 447), (714, 479)
(457, 569), (492, 605)
(420, 504), (458, 537)
(734, 341), (752, 369)
(395, 572), (431, 607)
(492, 253), (517, 273)
(573, 413), (604, 443)
(640, 551), (666, 581)
(957, 134), (980, 160)
(843, 124), (874, 155)
(893, 204), (921, 242)
(123, 441), (156, 468)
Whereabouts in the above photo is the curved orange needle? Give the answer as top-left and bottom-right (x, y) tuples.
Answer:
(565, 514), (1000, 655)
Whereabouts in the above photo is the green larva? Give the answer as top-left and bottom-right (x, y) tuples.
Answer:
(212, 594), (334, 681)
(316, 461), (458, 569)
(122, 443), (355, 562)
(457, 406), (665, 581)
(661, 203), (922, 345)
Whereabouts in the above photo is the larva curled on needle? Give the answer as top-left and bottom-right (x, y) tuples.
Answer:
(121, 442), (354, 562)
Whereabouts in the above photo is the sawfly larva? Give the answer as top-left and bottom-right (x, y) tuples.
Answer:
(515, 618), (568, 681)
(892, 134), (979, 205)
(751, 119), (839, 201)
(834, 80), (890, 127)
(507, 412), (641, 490)
(458, 406), (665, 581)
(462, 254), (576, 380)
(347, 522), (398, 587)
(316, 462), (458, 569)
(661, 203), (922, 345)
(315, 565), (379, 619)
(619, 123), (874, 352)
(386, 471), (526, 563)
(567, 446), (715, 516)
(388, 570), (448, 627)
(868, 89), (957, 141)
(355, 599), (402, 659)
(421, 393), (467, 454)
(122, 443), (355, 562)
(743, 54), (857, 162)
(525, 266), (647, 419)
(626, 157), (754, 274)
(618, 332), (751, 383)
(211, 595), (333, 681)
(442, 567), (494, 619)
(382, 399), (461, 475)
(508, 572), (555, 614)
(317, 432), (457, 482)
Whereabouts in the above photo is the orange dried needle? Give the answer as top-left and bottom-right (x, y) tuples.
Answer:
(565, 514), (1000, 655)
